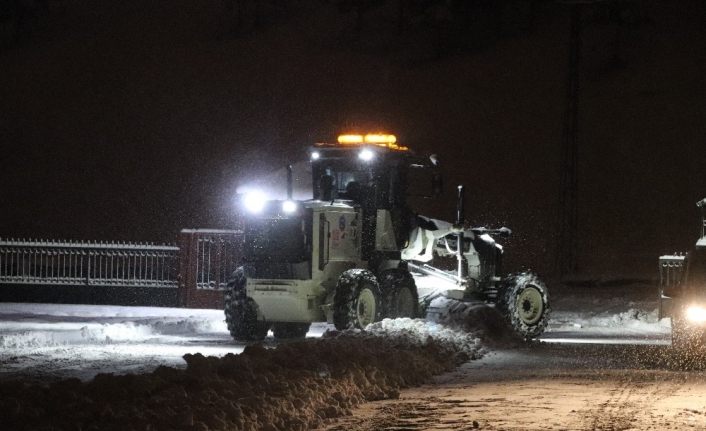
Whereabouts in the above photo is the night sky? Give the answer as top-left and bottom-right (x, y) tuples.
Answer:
(1, 0), (705, 277)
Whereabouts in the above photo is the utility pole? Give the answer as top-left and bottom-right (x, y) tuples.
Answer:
(557, 4), (583, 278)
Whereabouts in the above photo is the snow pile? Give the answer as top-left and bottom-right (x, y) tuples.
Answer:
(0, 324), (481, 431)
(366, 317), (484, 358)
(0, 330), (63, 349)
(425, 297), (522, 346)
(607, 308), (660, 327)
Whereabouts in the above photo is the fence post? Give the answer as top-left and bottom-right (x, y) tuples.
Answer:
(85, 252), (91, 286)
(214, 236), (223, 291)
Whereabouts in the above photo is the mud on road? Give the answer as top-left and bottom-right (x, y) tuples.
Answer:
(324, 343), (706, 431)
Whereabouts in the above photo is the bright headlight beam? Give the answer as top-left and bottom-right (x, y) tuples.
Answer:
(282, 200), (297, 213)
(242, 191), (267, 213)
(311, 151), (320, 160)
(686, 305), (706, 324)
(358, 148), (374, 161)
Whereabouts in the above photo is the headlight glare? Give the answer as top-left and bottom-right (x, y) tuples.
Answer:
(686, 305), (706, 324)
(282, 200), (297, 213)
(358, 148), (374, 161)
(242, 191), (267, 213)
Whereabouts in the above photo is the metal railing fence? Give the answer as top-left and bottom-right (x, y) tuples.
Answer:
(0, 238), (179, 288)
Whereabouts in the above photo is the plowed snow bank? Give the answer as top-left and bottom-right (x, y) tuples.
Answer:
(1, 319), (484, 431)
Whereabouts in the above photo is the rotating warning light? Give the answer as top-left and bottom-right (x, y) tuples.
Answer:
(336, 133), (407, 151)
(364, 134), (396, 144)
(337, 134), (364, 144)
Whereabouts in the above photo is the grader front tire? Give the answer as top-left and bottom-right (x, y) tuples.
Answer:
(497, 273), (550, 340)
(224, 267), (270, 342)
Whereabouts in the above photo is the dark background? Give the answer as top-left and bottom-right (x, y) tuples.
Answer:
(1, 0), (704, 278)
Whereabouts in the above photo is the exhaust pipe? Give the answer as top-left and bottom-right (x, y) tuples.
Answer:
(456, 185), (466, 280)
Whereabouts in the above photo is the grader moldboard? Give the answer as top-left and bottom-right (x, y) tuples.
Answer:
(225, 133), (550, 341)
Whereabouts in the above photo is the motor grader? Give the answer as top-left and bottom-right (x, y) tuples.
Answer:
(226, 133), (550, 341)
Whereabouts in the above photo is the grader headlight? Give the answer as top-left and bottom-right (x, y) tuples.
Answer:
(242, 190), (267, 214)
(281, 200), (297, 214)
(358, 148), (375, 161)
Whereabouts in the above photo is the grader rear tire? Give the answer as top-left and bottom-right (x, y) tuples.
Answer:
(333, 269), (383, 330)
(224, 267), (270, 342)
(381, 269), (419, 319)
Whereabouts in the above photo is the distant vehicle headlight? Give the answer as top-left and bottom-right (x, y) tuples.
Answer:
(282, 200), (297, 214)
(685, 305), (706, 324)
(243, 191), (267, 213)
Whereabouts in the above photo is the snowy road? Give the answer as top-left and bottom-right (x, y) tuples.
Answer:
(324, 342), (706, 431)
(4, 282), (701, 431)
(0, 283), (672, 382)
(323, 285), (706, 431)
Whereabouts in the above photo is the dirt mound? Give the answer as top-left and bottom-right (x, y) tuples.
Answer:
(0, 323), (481, 431)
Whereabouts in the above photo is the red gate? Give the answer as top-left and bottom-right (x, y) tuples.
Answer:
(177, 229), (243, 309)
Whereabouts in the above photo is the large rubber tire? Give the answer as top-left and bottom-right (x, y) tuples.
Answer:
(380, 269), (419, 319)
(497, 272), (550, 340)
(224, 267), (270, 342)
(272, 322), (311, 340)
(333, 269), (383, 330)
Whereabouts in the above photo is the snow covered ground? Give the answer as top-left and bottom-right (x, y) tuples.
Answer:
(545, 283), (671, 344)
(0, 302), (329, 381)
(0, 281), (682, 430)
(0, 281), (670, 382)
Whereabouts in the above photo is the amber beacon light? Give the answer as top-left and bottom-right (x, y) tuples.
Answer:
(336, 133), (407, 151)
